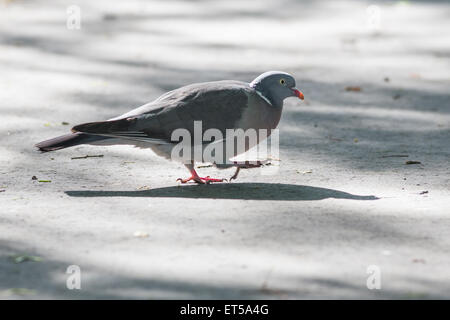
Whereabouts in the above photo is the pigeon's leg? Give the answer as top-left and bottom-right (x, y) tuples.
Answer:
(232, 160), (269, 168)
(177, 162), (226, 184)
(230, 167), (241, 181)
(230, 160), (269, 181)
(176, 168), (204, 184)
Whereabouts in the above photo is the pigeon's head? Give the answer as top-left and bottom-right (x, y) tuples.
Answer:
(250, 71), (304, 108)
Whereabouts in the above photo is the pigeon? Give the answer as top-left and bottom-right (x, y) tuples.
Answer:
(35, 71), (304, 184)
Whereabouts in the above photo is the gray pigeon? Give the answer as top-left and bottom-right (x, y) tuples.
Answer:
(35, 71), (304, 183)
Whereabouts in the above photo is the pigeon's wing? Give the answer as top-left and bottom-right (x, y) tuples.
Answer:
(72, 81), (252, 144)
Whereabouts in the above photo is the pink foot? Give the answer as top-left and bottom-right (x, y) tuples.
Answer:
(177, 169), (226, 184)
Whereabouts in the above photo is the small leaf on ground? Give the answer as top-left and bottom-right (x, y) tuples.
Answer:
(38, 180), (51, 183)
(405, 160), (421, 165)
(345, 86), (361, 92)
(133, 231), (149, 238)
(297, 170), (313, 174)
(10, 255), (43, 264)
(412, 258), (426, 264)
(61, 121), (70, 125)
(1, 288), (36, 296)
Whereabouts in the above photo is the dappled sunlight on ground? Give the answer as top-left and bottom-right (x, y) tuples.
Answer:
(0, 0), (449, 299)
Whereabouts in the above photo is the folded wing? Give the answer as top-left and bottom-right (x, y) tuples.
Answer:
(72, 81), (251, 145)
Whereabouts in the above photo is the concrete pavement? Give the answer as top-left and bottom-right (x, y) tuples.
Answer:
(0, 0), (449, 299)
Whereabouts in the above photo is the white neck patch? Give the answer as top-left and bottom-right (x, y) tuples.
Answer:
(254, 90), (272, 106)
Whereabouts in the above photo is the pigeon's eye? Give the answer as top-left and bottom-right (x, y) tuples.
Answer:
(280, 79), (286, 85)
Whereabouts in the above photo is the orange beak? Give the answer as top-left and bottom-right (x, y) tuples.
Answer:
(292, 87), (304, 100)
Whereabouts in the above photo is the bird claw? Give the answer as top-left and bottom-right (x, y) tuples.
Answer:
(202, 176), (227, 184)
(176, 177), (199, 184)
(177, 176), (226, 184)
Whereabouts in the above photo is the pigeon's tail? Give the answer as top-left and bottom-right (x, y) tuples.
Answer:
(72, 118), (169, 144)
(35, 133), (107, 152)
(72, 117), (137, 135)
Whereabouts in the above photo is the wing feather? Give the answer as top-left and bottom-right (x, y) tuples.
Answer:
(72, 80), (251, 145)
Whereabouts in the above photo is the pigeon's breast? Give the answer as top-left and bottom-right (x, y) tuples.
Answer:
(236, 91), (283, 133)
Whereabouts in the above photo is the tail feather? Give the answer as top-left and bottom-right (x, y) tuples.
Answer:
(35, 133), (106, 152)
(72, 118), (136, 135)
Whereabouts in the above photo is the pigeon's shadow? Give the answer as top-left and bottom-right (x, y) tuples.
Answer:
(65, 183), (378, 201)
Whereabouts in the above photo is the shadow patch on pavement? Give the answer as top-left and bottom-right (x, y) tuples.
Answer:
(65, 183), (378, 201)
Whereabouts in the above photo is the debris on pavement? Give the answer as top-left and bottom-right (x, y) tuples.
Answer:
(197, 164), (213, 168)
(345, 86), (361, 92)
(10, 255), (43, 264)
(405, 160), (422, 165)
(71, 155), (104, 160)
(296, 170), (312, 174)
(260, 286), (289, 297)
(133, 231), (149, 238)
(0, 288), (36, 297)
(419, 191), (429, 195)
(32, 176), (52, 183)
(412, 258), (426, 264)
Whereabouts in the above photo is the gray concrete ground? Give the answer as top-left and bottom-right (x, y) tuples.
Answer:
(0, 0), (449, 299)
